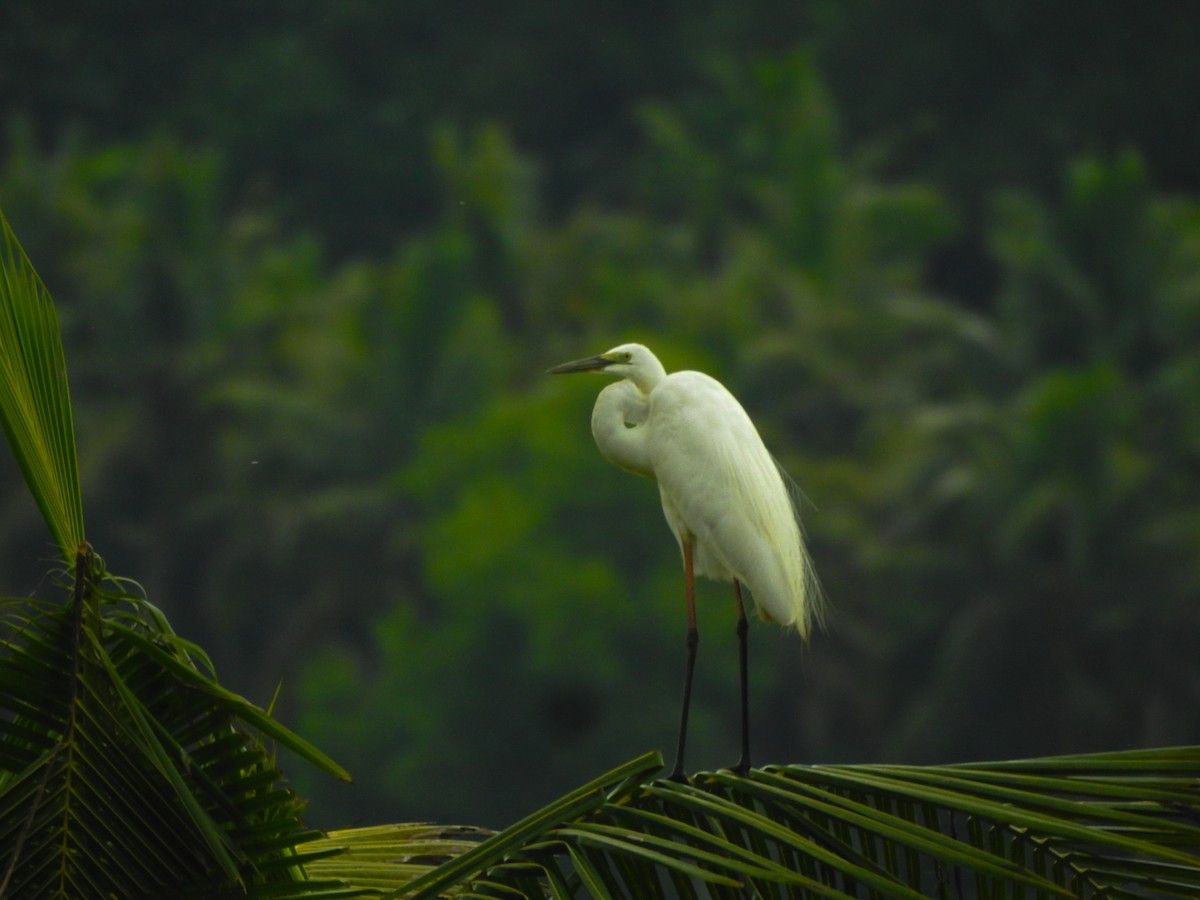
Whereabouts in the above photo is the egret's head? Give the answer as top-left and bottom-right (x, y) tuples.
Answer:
(547, 343), (665, 391)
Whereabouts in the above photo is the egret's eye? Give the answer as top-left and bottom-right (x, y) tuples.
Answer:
(622, 352), (633, 362)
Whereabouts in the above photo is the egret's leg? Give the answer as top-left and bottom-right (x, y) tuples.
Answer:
(669, 540), (699, 782)
(733, 580), (751, 774)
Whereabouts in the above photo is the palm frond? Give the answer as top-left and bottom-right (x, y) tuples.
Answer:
(307, 747), (1200, 898)
(0, 208), (83, 560)
(0, 543), (352, 899)
(0, 205), (361, 897)
(301, 824), (492, 895)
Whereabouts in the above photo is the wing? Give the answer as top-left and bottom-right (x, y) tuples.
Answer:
(649, 372), (820, 635)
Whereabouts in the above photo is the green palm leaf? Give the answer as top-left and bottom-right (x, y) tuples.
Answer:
(0, 550), (352, 898)
(301, 824), (492, 894)
(0, 207), (353, 897)
(0, 209), (83, 560)
(302, 747), (1200, 898)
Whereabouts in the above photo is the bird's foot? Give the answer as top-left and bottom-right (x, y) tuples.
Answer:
(729, 757), (752, 777)
(667, 766), (690, 784)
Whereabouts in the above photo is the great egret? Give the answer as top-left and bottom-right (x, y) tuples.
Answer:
(549, 343), (821, 779)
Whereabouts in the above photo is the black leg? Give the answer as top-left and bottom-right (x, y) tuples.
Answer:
(670, 540), (698, 782)
(733, 580), (751, 774)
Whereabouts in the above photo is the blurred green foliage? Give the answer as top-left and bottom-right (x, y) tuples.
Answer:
(2, 6), (1199, 831)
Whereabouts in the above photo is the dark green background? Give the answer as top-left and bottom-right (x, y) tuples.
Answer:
(2, 0), (1199, 830)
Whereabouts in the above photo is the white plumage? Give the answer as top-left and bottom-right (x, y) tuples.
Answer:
(565, 343), (820, 635)
(549, 342), (822, 777)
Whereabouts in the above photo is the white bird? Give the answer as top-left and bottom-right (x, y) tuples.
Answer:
(549, 342), (821, 778)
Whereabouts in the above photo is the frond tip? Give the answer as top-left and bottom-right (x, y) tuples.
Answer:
(0, 208), (85, 559)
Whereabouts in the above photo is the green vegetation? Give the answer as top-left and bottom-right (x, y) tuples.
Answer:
(4, 200), (1200, 896)
(2, 5), (1199, 892)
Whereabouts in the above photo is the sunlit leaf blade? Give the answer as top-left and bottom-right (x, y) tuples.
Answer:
(299, 824), (492, 893)
(0, 208), (84, 559)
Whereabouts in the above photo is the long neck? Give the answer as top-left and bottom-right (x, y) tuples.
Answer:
(591, 380), (653, 477)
